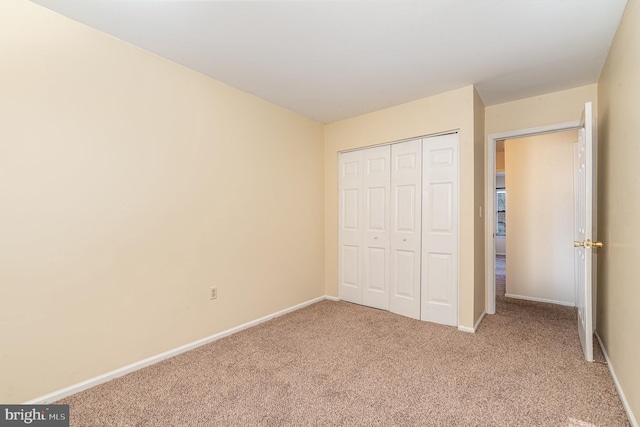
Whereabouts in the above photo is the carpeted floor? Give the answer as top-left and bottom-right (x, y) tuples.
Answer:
(58, 299), (629, 426)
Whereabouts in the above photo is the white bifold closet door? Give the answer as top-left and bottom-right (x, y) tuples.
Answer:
(390, 140), (422, 319)
(362, 147), (391, 310)
(338, 133), (459, 327)
(338, 151), (364, 304)
(338, 149), (364, 305)
(421, 133), (459, 326)
(338, 146), (391, 309)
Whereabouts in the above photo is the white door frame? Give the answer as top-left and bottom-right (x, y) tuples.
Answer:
(485, 121), (580, 314)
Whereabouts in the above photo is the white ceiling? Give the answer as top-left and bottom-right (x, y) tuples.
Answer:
(30, 0), (626, 124)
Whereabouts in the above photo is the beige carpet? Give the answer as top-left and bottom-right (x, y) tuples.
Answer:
(58, 299), (629, 426)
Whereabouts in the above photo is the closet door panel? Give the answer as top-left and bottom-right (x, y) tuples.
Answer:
(390, 140), (422, 319)
(394, 250), (417, 297)
(421, 133), (459, 326)
(362, 146), (391, 310)
(339, 150), (364, 304)
(425, 253), (453, 302)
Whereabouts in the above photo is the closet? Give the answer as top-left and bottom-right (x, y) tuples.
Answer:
(338, 133), (459, 326)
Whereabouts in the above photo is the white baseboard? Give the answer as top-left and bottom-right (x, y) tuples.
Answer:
(595, 331), (638, 427)
(458, 311), (486, 333)
(324, 295), (340, 301)
(504, 293), (575, 307)
(25, 295), (332, 404)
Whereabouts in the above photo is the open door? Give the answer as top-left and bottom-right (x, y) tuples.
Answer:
(573, 101), (600, 362)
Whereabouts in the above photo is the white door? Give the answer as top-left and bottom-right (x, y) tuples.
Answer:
(338, 150), (364, 304)
(390, 140), (422, 319)
(421, 133), (459, 326)
(574, 102), (597, 362)
(362, 146), (391, 310)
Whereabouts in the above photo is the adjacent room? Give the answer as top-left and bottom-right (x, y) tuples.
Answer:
(1, 0), (638, 425)
(495, 142), (506, 298)
(493, 130), (578, 307)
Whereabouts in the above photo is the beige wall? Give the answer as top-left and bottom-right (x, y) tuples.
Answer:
(496, 152), (505, 172)
(504, 131), (577, 305)
(324, 86), (480, 329)
(473, 88), (486, 325)
(485, 84), (597, 136)
(0, 0), (324, 403)
(597, 0), (640, 421)
(495, 236), (506, 256)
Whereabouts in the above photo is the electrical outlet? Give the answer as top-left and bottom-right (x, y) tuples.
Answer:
(210, 286), (218, 300)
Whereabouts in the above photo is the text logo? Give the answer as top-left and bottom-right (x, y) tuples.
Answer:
(0, 405), (69, 427)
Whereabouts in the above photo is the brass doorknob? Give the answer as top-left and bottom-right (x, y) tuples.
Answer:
(579, 239), (604, 249)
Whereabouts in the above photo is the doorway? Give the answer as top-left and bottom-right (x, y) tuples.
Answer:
(495, 141), (506, 298)
(486, 121), (580, 314)
(496, 131), (577, 307)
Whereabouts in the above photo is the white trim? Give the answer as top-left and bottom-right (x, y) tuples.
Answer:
(458, 311), (485, 334)
(25, 295), (332, 404)
(457, 134), (461, 329)
(595, 331), (638, 427)
(504, 293), (575, 307)
(338, 129), (458, 154)
(486, 120), (581, 315)
(325, 295), (340, 301)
